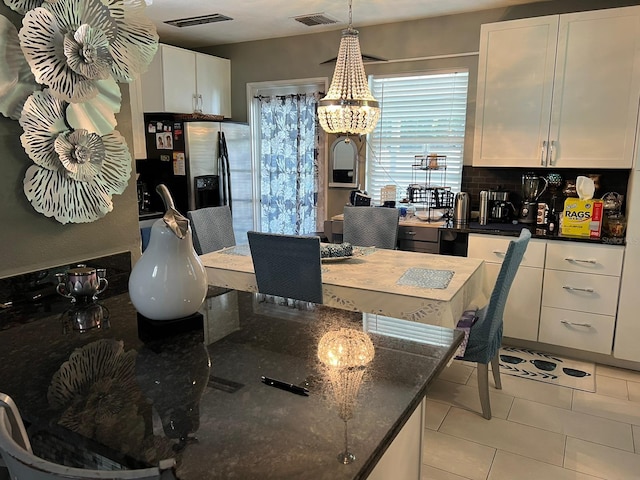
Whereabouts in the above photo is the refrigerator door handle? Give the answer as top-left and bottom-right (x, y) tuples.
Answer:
(221, 131), (232, 213)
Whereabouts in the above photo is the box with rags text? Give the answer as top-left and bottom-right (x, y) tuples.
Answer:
(561, 198), (603, 238)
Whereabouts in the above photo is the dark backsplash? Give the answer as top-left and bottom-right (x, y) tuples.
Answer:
(461, 166), (630, 210)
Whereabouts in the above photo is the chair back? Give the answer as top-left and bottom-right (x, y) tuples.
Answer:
(187, 206), (236, 255)
(0, 393), (174, 479)
(247, 232), (323, 304)
(474, 228), (531, 353)
(343, 206), (399, 249)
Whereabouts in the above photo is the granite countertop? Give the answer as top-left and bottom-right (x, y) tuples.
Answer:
(0, 290), (462, 479)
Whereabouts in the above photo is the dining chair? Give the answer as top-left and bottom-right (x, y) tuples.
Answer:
(342, 206), (399, 249)
(0, 393), (175, 479)
(458, 228), (531, 420)
(187, 206), (236, 255)
(247, 231), (323, 304)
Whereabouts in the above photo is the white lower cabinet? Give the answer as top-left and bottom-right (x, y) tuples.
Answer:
(468, 234), (545, 341)
(468, 234), (625, 354)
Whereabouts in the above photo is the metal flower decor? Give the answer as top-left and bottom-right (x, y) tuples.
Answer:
(21, 89), (131, 223)
(0, 0), (158, 223)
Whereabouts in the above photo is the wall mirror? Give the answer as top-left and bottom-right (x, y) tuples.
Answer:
(329, 136), (358, 188)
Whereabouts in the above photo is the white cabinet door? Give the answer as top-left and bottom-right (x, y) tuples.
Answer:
(484, 263), (542, 341)
(473, 6), (640, 169)
(549, 7), (640, 168)
(196, 53), (231, 117)
(473, 16), (558, 167)
(161, 45), (197, 113)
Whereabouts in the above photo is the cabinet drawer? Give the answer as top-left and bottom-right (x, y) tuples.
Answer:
(468, 234), (546, 267)
(397, 240), (439, 254)
(542, 270), (620, 316)
(397, 226), (439, 243)
(545, 242), (624, 275)
(539, 306), (614, 354)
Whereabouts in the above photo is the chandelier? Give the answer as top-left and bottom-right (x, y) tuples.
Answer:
(317, 0), (380, 135)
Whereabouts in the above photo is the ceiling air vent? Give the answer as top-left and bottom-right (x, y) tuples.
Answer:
(165, 13), (233, 28)
(293, 13), (339, 27)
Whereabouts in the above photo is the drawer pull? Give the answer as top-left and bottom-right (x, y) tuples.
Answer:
(564, 257), (597, 264)
(406, 231), (417, 236)
(492, 250), (506, 256)
(561, 320), (592, 328)
(562, 285), (594, 293)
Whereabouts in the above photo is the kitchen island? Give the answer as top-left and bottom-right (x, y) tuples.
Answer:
(0, 268), (462, 479)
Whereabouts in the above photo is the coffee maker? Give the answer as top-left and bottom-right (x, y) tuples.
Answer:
(519, 173), (548, 224)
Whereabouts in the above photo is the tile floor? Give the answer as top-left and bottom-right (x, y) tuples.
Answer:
(423, 359), (640, 479)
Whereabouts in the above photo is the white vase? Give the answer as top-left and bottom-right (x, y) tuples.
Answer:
(129, 218), (208, 321)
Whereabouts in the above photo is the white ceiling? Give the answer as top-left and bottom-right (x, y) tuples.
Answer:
(145, 0), (551, 49)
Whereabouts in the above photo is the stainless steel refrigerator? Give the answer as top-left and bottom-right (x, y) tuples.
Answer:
(137, 114), (253, 243)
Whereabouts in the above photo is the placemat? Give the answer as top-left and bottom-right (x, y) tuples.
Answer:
(396, 268), (454, 289)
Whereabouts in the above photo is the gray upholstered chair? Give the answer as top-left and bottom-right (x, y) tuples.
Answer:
(247, 232), (323, 304)
(0, 393), (175, 479)
(459, 228), (531, 419)
(187, 206), (236, 255)
(343, 206), (399, 249)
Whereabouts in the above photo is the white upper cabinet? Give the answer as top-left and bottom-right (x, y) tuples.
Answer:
(473, 6), (640, 168)
(140, 44), (231, 117)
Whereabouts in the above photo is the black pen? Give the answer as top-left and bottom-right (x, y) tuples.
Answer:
(261, 375), (309, 396)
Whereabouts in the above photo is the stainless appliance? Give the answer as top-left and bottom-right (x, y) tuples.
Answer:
(479, 191), (489, 225)
(138, 114), (253, 242)
(453, 192), (470, 227)
(488, 190), (515, 223)
(519, 173), (548, 223)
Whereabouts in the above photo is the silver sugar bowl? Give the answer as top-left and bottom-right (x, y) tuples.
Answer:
(56, 264), (108, 302)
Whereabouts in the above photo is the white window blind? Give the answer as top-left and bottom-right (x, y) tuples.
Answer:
(363, 313), (456, 347)
(366, 70), (469, 206)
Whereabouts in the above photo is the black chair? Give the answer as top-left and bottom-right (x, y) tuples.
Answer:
(187, 206), (236, 255)
(247, 231), (323, 304)
(343, 206), (399, 249)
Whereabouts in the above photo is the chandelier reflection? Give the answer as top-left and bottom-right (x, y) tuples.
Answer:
(317, 327), (375, 464)
(317, 0), (380, 135)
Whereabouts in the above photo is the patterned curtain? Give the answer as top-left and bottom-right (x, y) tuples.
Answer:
(258, 93), (324, 235)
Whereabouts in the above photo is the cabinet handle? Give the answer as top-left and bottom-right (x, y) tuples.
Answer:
(406, 231), (417, 236)
(562, 285), (594, 293)
(492, 250), (506, 256)
(541, 140), (547, 166)
(549, 140), (556, 165)
(561, 320), (592, 328)
(564, 257), (597, 264)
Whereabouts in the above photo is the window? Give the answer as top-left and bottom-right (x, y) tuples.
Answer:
(365, 70), (469, 206)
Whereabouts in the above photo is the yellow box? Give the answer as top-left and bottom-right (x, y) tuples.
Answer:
(561, 199), (603, 238)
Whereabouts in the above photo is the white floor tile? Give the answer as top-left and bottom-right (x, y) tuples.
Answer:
(595, 374), (629, 400)
(423, 428), (495, 480)
(627, 380), (640, 403)
(421, 464), (473, 480)
(439, 407), (565, 466)
(596, 364), (640, 382)
(564, 437), (640, 479)
(467, 368), (573, 409)
(425, 399), (451, 431)
(427, 378), (513, 420)
(488, 450), (602, 480)
(508, 398), (634, 452)
(573, 390), (640, 426)
(438, 361), (475, 384)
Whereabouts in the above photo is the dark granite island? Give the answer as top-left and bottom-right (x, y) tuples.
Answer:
(0, 288), (462, 479)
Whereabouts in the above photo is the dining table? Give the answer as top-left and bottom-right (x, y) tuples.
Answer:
(200, 245), (488, 330)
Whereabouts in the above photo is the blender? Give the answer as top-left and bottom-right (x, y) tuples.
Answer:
(518, 173), (548, 224)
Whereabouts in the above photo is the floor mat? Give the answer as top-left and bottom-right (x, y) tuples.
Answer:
(499, 346), (595, 392)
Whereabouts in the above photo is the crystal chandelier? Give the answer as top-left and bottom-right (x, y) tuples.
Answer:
(318, 0), (380, 135)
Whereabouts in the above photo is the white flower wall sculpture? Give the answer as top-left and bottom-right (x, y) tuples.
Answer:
(21, 90), (131, 223)
(0, 0), (158, 223)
